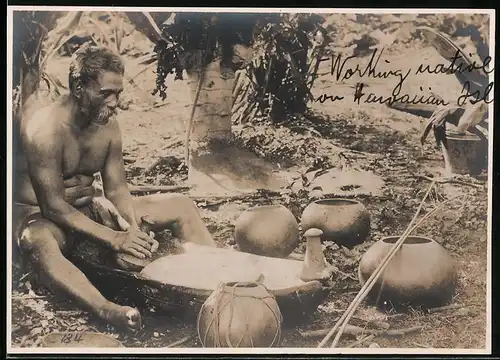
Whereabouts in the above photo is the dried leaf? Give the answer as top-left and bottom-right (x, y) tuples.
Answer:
(30, 327), (43, 338)
(420, 106), (462, 145)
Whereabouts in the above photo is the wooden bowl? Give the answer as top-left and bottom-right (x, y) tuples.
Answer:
(116, 253), (151, 272)
(41, 331), (124, 348)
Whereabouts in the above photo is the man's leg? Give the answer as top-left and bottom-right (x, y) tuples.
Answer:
(133, 193), (216, 247)
(18, 218), (141, 331)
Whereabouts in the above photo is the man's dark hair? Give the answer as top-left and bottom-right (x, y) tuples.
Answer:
(68, 45), (125, 91)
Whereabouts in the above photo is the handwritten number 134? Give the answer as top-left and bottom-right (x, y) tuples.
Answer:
(61, 332), (84, 344)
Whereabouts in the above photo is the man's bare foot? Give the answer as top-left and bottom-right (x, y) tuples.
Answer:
(98, 303), (142, 332)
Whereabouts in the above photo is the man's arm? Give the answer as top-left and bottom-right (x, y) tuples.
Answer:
(22, 125), (119, 249)
(101, 120), (139, 229)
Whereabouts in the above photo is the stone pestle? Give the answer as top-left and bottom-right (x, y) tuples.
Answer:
(299, 228), (334, 282)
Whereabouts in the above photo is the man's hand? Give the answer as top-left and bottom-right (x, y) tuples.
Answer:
(129, 225), (160, 254)
(112, 228), (157, 259)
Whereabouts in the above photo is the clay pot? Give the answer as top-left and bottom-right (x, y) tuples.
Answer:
(234, 205), (299, 258)
(301, 198), (370, 248)
(42, 331), (124, 348)
(441, 130), (488, 176)
(358, 236), (458, 309)
(197, 282), (282, 347)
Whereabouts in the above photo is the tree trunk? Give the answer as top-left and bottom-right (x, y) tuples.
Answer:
(125, 13), (287, 196)
(185, 58), (241, 195)
(186, 61), (234, 145)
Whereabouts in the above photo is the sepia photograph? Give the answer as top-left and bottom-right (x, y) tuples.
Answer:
(6, 7), (494, 354)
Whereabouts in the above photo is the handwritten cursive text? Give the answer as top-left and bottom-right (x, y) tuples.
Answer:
(353, 83), (449, 107)
(457, 81), (494, 106)
(318, 48), (411, 94)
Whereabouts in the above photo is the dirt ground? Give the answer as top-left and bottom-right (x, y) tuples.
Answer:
(10, 13), (489, 350)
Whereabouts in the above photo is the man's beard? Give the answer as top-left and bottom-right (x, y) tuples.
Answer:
(79, 97), (117, 126)
(94, 107), (117, 125)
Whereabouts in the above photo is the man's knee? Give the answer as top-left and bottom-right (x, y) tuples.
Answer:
(19, 220), (66, 253)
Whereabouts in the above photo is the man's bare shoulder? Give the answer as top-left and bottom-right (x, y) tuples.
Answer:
(20, 99), (70, 150)
(104, 117), (123, 142)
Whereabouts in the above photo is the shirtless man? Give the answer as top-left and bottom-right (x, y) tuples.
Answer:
(13, 45), (216, 331)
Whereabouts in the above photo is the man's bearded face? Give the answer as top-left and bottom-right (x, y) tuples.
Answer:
(79, 71), (124, 126)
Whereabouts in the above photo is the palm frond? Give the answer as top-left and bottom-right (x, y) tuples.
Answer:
(417, 26), (490, 94)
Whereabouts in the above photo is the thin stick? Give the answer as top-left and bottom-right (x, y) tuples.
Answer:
(413, 174), (483, 189)
(141, 12), (164, 41)
(413, 342), (431, 348)
(317, 181), (436, 347)
(128, 62), (156, 84)
(330, 194), (463, 347)
(184, 68), (206, 166)
(428, 304), (463, 314)
(262, 57), (273, 99)
(18, 271), (33, 283)
(191, 191), (281, 202)
(135, 52), (158, 65)
(346, 334), (375, 348)
(385, 326), (423, 336)
(345, 326), (424, 348)
(319, 185), (464, 348)
(12, 294), (53, 300)
(166, 334), (194, 348)
(329, 193), (464, 348)
(300, 325), (378, 338)
(184, 36), (213, 166)
(129, 185), (191, 194)
(303, 325), (422, 339)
